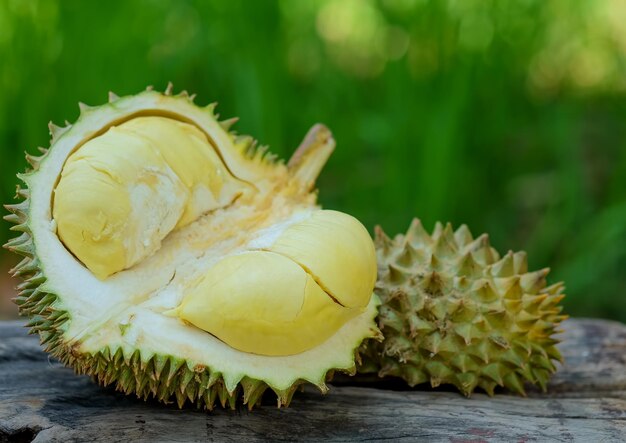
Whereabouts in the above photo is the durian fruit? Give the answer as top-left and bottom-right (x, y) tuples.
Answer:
(358, 219), (567, 396)
(4, 84), (380, 410)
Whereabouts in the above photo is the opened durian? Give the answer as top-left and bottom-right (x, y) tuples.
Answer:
(4, 85), (380, 409)
(358, 220), (567, 396)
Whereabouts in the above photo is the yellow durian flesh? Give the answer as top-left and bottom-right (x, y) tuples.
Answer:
(172, 251), (359, 356)
(51, 111), (376, 358)
(53, 116), (246, 279)
(171, 210), (376, 356)
(269, 210), (377, 309)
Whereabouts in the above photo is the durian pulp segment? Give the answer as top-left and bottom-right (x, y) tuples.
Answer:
(269, 210), (377, 309)
(171, 210), (376, 356)
(53, 116), (249, 279)
(48, 112), (377, 358)
(171, 251), (359, 356)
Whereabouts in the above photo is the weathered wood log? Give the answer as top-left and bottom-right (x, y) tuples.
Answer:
(0, 318), (624, 442)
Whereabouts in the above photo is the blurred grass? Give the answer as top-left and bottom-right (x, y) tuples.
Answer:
(1, 0), (625, 321)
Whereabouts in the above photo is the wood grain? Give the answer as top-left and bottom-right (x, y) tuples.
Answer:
(1, 318), (624, 442)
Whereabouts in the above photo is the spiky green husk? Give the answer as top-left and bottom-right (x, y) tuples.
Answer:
(358, 219), (567, 396)
(3, 84), (371, 410)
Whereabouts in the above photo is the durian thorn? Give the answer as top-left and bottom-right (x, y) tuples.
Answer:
(165, 81), (174, 95)
(432, 222), (444, 240)
(396, 241), (417, 266)
(78, 102), (91, 113)
(146, 85), (154, 91)
(454, 224), (474, 245)
(469, 233), (490, 251)
(374, 226), (393, 254)
(315, 382), (329, 394)
(4, 202), (27, 219)
(15, 185), (30, 199)
(372, 326), (384, 342)
(387, 263), (408, 284)
(513, 251), (528, 273)
(108, 91), (120, 102)
(219, 117), (239, 131)
(343, 363), (357, 377)
(24, 152), (42, 170)
(491, 251), (514, 276)
(406, 218), (430, 245)
(287, 123), (335, 190)
(430, 377), (442, 388)
(48, 121), (66, 139)
(205, 102), (218, 114)
(433, 231), (456, 257)
(545, 282), (566, 294)
(354, 352), (362, 366)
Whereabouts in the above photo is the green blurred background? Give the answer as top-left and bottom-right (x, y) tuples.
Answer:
(1, 0), (625, 321)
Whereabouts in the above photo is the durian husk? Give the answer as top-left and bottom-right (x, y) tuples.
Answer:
(358, 219), (567, 396)
(4, 84), (381, 410)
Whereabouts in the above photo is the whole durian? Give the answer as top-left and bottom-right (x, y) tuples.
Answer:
(4, 85), (380, 410)
(358, 219), (567, 396)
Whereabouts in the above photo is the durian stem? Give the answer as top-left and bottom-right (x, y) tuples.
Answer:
(288, 124), (335, 190)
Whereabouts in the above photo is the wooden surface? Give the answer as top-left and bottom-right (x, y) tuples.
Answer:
(0, 318), (625, 442)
